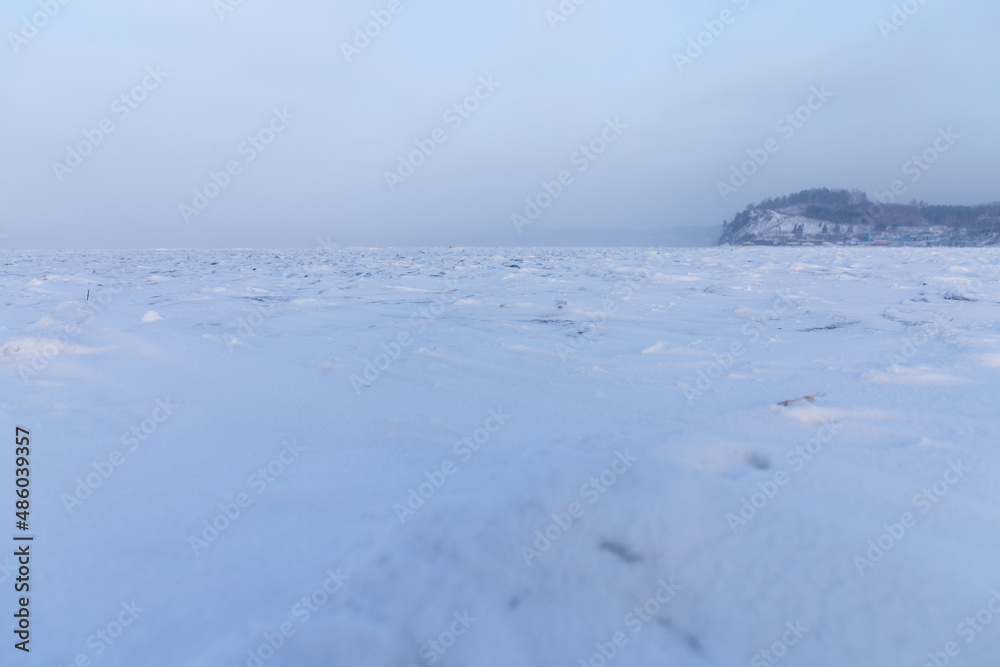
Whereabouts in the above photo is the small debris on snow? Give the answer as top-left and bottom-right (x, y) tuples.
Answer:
(777, 392), (825, 407)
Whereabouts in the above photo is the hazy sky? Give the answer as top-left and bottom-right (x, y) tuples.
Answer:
(2, 0), (998, 248)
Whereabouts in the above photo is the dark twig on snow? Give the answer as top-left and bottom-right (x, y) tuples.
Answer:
(777, 393), (825, 407)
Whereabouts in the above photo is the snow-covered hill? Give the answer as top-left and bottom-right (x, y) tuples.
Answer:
(719, 189), (1000, 246)
(720, 208), (828, 244)
(2, 247), (999, 666)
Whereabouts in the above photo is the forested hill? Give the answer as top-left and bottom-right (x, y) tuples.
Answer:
(719, 188), (1000, 246)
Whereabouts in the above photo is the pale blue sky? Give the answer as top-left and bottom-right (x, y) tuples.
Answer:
(2, 0), (997, 247)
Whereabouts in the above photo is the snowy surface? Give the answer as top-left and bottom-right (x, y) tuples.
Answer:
(728, 209), (829, 242)
(2, 247), (1000, 666)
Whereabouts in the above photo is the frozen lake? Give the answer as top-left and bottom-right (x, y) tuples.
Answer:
(2, 246), (999, 666)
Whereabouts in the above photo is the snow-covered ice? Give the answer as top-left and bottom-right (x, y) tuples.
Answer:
(2, 247), (1000, 666)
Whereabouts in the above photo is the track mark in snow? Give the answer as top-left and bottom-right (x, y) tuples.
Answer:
(681, 440), (770, 477)
(598, 540), (643, 564)
(800, 321), (859, 332)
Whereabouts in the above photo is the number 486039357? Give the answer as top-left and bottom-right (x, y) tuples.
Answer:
(15, 427), (30, 530)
